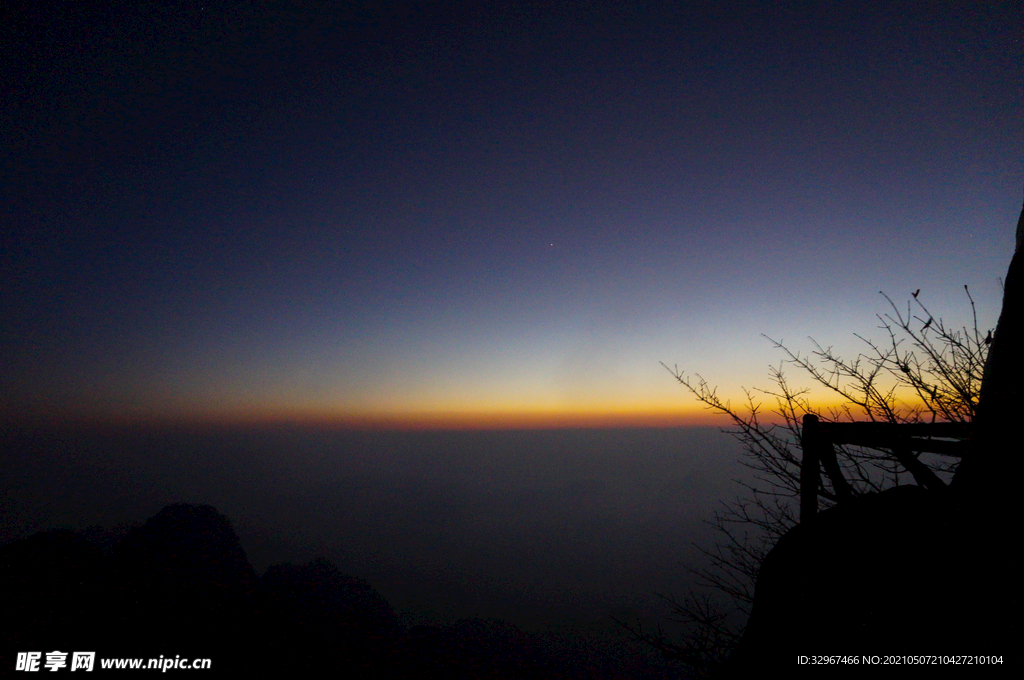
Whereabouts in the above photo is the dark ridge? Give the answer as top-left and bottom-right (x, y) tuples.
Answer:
(255, 557), (400, 674)
(2, 503), (671, 678)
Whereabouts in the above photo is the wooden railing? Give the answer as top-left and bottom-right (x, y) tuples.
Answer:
(799, 414), (972, 523)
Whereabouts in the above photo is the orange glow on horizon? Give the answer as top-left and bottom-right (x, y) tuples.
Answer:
(5, 383), (920, 432)
(3, 403), (736, 431)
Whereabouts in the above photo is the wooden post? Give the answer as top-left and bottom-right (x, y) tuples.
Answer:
(800, 414), (821, 523)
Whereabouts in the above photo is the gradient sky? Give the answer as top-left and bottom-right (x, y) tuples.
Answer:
(3, 0), (1021, 427)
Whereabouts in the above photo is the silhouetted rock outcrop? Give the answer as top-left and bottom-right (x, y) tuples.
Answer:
(108, 504), (258, 655)
(728, 487), (962, 669)
(726, 486), (1012, 675)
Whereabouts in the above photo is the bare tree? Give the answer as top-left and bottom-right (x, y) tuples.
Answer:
(619, 288), (992, 678)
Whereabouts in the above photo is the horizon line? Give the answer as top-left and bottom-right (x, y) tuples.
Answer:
(1, 406), (736, 431)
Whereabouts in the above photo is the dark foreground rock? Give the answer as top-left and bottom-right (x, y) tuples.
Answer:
(724, 485), (1013, 675)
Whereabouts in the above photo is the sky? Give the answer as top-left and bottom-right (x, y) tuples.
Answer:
(3, 0), (1022, 428)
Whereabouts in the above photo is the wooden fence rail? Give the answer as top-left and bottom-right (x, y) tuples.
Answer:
(799, 415), (972, 523)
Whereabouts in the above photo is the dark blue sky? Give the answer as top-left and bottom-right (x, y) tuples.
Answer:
(3, 0), (1021, 425)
